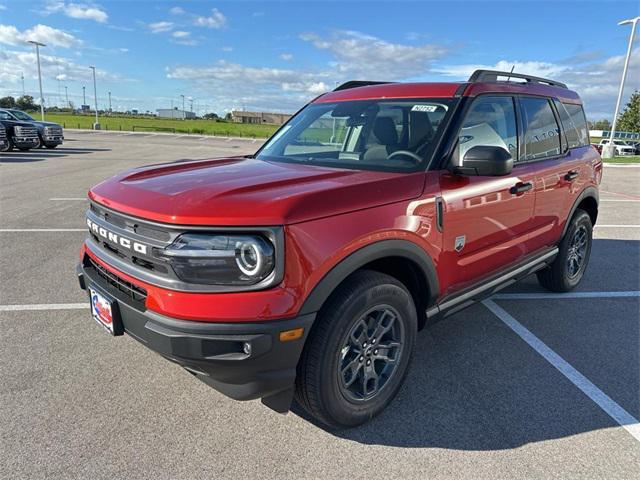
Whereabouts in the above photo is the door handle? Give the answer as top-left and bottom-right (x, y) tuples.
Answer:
(565, 170), (579, 181)
(509, 182), (533, 195)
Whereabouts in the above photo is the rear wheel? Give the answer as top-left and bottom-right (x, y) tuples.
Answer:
(295, 270), (417, 428)
(537, 209), (592, 292)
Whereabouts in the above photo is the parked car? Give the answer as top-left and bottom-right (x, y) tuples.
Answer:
(0, 123), (8, 151)
(598, 139), (636, 156)
(77, 70), (602, 428)
(0, 109), (64, 149)
(628, 141), (640, 155)
(0, 111), (39, 151)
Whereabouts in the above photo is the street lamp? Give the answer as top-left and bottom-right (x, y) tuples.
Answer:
(89, 66), (100, 129)
(181, 94), (185, 120)
(27, 40), (46, 121)
(64, 86), (69, 109)
(603, 16), (640, 158)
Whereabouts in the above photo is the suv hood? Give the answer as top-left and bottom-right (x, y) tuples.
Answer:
(89, 157), (424, 225)
(32, 121), (62, 128)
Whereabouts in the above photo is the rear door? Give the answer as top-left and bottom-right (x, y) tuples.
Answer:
(518, 97), (589, 250)
(439, 95), (536, 295)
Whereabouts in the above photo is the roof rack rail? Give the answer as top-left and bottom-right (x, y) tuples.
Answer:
(468, 69), (567, 89)
(333, 81), (393, 92)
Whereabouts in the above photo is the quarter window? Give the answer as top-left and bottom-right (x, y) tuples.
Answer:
(563, 103), (589, 147)
(520, 97), (561, 160)
(456, 96), (518, 165)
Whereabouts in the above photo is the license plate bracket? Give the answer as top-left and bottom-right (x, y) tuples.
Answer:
(88, 285), (124, 335)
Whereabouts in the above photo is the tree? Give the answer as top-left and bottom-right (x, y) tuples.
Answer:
(593, 119), (611, 130)
(16, 95), (38, 111)
(616, 90), (640, 134)
(0, 96), (16, 108)
(203, 112), (219, 120)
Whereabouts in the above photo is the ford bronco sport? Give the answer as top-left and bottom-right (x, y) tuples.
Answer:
(77, 70), (601, 428)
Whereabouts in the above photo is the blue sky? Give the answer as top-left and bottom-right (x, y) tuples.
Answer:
(0, 1), (638, 119)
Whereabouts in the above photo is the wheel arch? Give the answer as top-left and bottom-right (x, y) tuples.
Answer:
(562, 186), (599, 238)
(298, 239), (439, 328)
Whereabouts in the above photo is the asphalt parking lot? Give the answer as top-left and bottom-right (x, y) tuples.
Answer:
(1, 131), (639, 479)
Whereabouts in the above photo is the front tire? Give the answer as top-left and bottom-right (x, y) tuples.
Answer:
(537, 209), (592, 292)
(295, 270), (417, 428)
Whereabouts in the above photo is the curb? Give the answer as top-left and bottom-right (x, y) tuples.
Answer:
(64, 128), (267, 143)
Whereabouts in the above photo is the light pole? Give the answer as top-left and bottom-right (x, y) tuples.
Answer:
(21, 72), (25, 96)
(64, 86), (69, 109)
(108, 91), (112, 113)
(27, 40), (46, 121)
(603, 16), (640, 159)
(89, 66), (100, 129)
(82, 86), (86, 106)
(181, 94), (185, 120)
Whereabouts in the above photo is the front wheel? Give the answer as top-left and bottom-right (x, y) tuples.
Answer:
(537, 209), (593, 292)
(295, 270), (417, 428)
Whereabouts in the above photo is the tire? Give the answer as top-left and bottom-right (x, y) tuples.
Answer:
(537, 209), (592, 292)
(295, 270), (417, 428)
(4, 138), (14, 152)
(36, 135), (43, 149)
(45, 144), (58, 149)
(17, 147), (31, 151)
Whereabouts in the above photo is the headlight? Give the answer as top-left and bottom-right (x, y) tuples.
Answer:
(159, 233), (276, 286)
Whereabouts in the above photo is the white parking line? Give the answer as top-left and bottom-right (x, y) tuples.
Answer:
(601, 199), (640, 203)
(483, 299), (640, 443)
(0, 303), (88, 312)
(0, 228), (85, 232)
(595, 225), (640, 228)
(49, 197), (86, 201)
(493, 291), (640, 300)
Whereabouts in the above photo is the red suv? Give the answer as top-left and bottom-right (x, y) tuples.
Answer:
(77, 70), (602, 428)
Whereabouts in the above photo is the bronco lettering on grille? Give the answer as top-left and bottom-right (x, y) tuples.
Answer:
(87, 218), (148, 255)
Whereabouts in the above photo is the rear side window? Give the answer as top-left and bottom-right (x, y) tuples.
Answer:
(563, 103), (589, 147)
(520, 97), (561, 160)
(456, 96), (518, 163)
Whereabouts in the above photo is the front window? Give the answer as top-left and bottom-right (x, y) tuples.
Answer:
(256, 99), (453, 172)
(9, 110), (34, 121)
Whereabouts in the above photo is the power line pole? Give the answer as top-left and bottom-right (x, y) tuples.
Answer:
(21, 72), (25, 96)
(89, 66), (100, 129)
(603, 16), (640, 158)
(27, 40), (46, 121)
(108, 91), (112, 113)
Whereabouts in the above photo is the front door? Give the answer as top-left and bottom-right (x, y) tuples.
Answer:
(439, 95), (535, 295)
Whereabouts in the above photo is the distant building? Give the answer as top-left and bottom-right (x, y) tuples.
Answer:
(157, 109), (196, 119)
(230, 110), (292, 125)
(589, 129), (639, 140)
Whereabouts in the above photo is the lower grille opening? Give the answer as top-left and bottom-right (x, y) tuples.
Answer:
(84, 255), (147, 309)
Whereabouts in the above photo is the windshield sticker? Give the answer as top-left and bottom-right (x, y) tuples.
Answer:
(411, 105), (438, 112)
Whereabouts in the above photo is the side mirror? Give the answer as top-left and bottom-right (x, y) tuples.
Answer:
(454, 145), (513, 176)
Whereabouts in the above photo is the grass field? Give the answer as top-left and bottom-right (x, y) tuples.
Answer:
(603, 155), (640, 164)
(38, 112), (280, 138)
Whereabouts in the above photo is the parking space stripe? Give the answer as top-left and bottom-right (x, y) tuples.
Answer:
(49, 197), (86, 201)
(601, 199), (640, 203)
(595, 225), (640, 228)
(483, 299), (640, 443)
(0, 228), (85, 232)
(493, 291), (640, 300)
(0, 303), (88, 312)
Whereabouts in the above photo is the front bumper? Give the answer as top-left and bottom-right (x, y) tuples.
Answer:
(43, 135), (64, 145)
(14, 137), (38, 147)
(77, 259), (315, 412)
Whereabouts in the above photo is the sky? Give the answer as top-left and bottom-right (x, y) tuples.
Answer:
(0, 0), (638, 120)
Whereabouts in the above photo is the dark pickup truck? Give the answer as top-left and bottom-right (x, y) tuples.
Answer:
(0, 112), (39, 152)
(0, 109), (64, 149)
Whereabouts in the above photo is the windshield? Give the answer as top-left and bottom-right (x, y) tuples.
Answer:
(10, 110), (34, 121)
(256, 99), (453, 172)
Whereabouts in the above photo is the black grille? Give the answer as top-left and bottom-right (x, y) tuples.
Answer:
(85, 255), (147, 308)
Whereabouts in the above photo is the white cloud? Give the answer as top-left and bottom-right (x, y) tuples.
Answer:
(148, 21), (174, 33)
(45, 2), (108, 23)
(194, 8), (226, 29)
(300, 30), (448, 80)
(0, 5), (6, 11)
(169, 6), (185, 15)
(435, 49), (640, 119)
(171, 31), (197, 46)
(119, 47), (128, 53)
(172, 30), (190, 38)
(220, 46), (233, 52)
(280, 53), (293, 61)
(0, 23), (82, 48)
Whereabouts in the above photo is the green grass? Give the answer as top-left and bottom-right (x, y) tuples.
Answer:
(37, 112), (279, 138)
(603, 156), (640, 164)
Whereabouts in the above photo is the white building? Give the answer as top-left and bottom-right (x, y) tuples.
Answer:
(157, 109), (196, 119)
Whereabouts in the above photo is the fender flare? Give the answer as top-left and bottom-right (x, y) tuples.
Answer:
(298, 239), (439, 316)
(561, 186), (599, 238)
